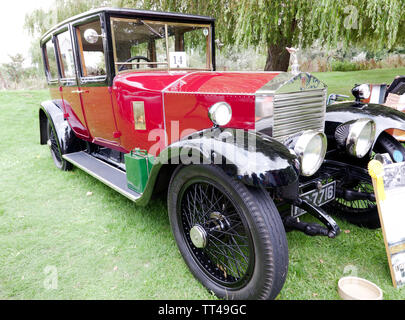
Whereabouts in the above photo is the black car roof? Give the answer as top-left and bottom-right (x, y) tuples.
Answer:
(40, 7), (215, 44)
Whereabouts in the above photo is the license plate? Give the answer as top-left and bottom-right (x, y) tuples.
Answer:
(292, 181), (336, 217)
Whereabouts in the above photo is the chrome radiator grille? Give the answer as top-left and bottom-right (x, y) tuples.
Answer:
(272, 89), (327, 142)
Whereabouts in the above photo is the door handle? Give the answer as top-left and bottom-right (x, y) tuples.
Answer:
(71, 89), (89, 94)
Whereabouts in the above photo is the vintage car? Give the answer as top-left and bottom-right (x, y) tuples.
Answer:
(325, 81), (405, 228)
(38, 7), (398, 300)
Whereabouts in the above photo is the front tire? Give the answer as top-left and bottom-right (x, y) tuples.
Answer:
(167, 165), (288, 300)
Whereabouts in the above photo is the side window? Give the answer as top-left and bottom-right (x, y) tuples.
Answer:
(56, 31), (76, 79)
(76, 21), (106, 77)
(111, 19), (168, 72)
(166, 24), (210, 69)
(44, 40), (58, 81)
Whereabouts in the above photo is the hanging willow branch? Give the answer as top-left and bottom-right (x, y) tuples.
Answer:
(24, 0), (404, 70)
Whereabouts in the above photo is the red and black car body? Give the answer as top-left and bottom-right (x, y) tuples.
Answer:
(39, 8), (323, 208)
(38, 7), (404, 299)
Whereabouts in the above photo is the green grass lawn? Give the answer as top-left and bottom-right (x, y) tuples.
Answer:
(1, 68), (405, 300)
(314, 67), (405, 97)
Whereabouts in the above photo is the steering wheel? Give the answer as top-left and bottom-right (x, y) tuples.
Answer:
(119, 56), (151, 71)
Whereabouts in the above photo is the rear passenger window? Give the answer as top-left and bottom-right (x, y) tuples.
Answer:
(44, 40), (58, 81)
(76, 21), (106, 77)
(57, 31), (76, 79)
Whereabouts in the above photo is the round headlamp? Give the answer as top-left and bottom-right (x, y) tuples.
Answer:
(347, 119), (376, 158)
(208, 102), (232, 126)
(352, 84), (371, 101)
(335, 119), (376, 158)
(293, 131), (327, 176)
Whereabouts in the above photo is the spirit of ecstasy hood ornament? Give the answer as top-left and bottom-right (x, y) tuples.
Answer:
(286, 47), (300, 76)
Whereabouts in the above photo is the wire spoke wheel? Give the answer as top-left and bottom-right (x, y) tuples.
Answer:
(46, 119), (72, 171)
(179, 179), (254, 287)
(47, 121), (63, 165)
(168, 165), (289, 300)
(324, 169), (380, 229)
(335, 179), (375, 212)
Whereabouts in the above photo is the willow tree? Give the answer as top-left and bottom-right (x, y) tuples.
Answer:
(129, 0), (404, 71)
(25, 0), (404, 71)
(120, 0), (238, 46)
(25, 0), (111, 69)
(25, 0), (110, 37)
(235, 0), (405, 71)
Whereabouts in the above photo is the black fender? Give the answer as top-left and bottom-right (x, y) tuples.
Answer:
(39, 100), (81, 155)
(326, 102), (405, 148)
(137, 128), (300, 206)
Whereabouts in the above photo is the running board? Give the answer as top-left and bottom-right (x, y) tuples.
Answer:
(63, 151), (141, 202)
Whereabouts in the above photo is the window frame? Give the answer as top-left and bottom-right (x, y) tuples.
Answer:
(109, 17), (214, 75)
(53, 26), (77, 86)
(41, 35), (59, 84)
(72, 14), (109, 85)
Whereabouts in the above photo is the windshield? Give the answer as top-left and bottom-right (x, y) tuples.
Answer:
(110, 18), (212, 73)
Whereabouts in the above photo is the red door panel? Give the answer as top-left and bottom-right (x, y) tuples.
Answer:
(112, 72), (187, 156)
(62, 87), (90, 139)
(112, 88), (165, 156)
(80, 86), (120, 144)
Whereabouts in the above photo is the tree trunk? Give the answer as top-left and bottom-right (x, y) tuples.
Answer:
(264, 43), (291, 72)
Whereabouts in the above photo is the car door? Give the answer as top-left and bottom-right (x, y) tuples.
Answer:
(72, 16), (121, 148)
(55, 28), (90, 139)
(108, 17), (171, 156)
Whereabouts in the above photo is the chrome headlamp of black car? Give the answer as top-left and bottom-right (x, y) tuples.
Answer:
(335, 118), (376, 158)
(352, 84), (371, 102)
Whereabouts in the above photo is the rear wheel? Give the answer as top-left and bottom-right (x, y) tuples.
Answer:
(324, 170), (378, 228)
(46, 119), (72, 171)
(167, 165), (288, 300)
(325, 132), (405, 229)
